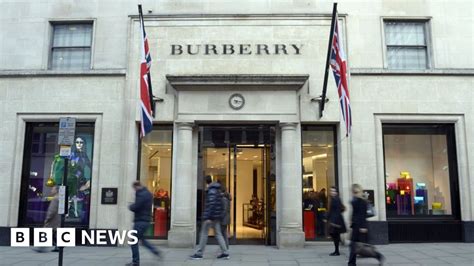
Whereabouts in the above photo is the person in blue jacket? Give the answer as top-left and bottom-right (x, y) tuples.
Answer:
(127, 181), (161, 266)
(190, 175), (229, 260)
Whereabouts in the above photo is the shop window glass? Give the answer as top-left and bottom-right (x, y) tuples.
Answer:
(139, 127), (172, 238)
(383, 124), (458, 217)
(19, 122), (94, 227)
(301, 126), (337, 240)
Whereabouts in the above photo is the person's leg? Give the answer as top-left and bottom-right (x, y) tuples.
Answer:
(213, 221), (228, 255)
(334, 233), (340, 254)
(348, 229), (359, 265)
(131, 223), (142, 263)
(138, 222), (160, 256)
(330, 233), (340, 255)
(195, 220), (212, 256)
(221, 224), (229, 249)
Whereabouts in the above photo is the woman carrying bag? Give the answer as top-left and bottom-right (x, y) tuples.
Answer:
(327, 186), (346, 256)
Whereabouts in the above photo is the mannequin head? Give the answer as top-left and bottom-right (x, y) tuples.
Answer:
(74, 137), (85, 152)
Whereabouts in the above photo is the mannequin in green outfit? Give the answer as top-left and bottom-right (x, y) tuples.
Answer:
(50, 137), (91, 219)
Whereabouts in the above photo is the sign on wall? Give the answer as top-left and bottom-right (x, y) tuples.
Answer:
(101, 188), (118, 205)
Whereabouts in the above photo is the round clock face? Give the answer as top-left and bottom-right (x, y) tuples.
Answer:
(229, 93), (245, 110)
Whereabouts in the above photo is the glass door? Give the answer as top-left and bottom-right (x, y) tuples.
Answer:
(198, 125), (275, 245)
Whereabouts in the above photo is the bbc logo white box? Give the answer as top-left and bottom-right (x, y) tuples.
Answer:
(11, 228), (30, 247)
(57, 228), (76, 247)
(34, 228), (53, 247)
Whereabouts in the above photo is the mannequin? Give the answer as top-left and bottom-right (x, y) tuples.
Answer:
(50, 136), (92, 219)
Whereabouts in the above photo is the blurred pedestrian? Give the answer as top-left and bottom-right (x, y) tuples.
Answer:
(33, 186), (60, 253)
(220, 187), (232, 249)
(190, 176), (229, 260)
(327, 186), (346, 256)
(348, 184), (384, 266)
(127, 181), (161, 266)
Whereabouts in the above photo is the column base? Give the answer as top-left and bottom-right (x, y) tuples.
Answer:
(367, 221), (389, 244)
(277, 229), (305, 248)
(462, 221), (474, 242)
(168, 228), (195, 248)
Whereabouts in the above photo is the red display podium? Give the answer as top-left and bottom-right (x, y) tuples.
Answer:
(303, 210), (315, 239)
(154, 207), (167, 237)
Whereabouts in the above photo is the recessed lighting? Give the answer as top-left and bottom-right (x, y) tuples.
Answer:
(308, 151), (313, 154)
(253, 155), (258, 158)
(167, 149), (171, 151)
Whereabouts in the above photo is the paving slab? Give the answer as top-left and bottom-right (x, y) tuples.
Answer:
(0, 243), (472, 265)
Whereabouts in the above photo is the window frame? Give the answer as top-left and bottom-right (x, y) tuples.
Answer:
(300, 125), (339, 241)
(18, 121), (96, 228)
(382, 123), (461, 221)
(381, 17), (433, 70)
(48, 20), (95, 70)
(136, 124), (174, 239)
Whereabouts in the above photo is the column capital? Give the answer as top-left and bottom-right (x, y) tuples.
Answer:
(176, 121), (194, 130)
(280, 122), (298, 131)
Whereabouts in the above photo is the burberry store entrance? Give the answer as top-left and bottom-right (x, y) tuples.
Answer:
(197, 125), (276, 245)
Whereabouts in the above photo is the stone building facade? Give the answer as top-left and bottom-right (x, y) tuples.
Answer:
(0, 0), (472, 247)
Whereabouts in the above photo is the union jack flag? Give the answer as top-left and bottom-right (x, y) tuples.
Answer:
(330, 16), (352, 136)
(138, 5), (154, 138)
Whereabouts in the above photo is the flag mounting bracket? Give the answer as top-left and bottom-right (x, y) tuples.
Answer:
(153, 96), (164, 102)
(311, 96), (329, 103)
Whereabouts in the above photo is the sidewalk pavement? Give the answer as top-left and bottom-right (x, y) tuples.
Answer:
(0, 242), (472, 266)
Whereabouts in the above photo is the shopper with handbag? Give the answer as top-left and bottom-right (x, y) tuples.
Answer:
(348, 184), (384, 266)
(327, 186), (346, 256)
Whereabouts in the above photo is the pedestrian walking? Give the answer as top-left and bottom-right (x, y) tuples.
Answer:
(190, 176), (229, 260)
(327, 186), (346, 256)
(220, 187), (232, 249)
(127, 181), (161, 266)
(348, 184), (384, 266)
(33, 186), (60, 253)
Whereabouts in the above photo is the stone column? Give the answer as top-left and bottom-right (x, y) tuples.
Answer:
(168, 122), (195, 247)
(278, 123), (305, 248)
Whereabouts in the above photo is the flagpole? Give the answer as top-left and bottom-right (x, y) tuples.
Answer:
(319, 2), (338, 118)
(138, 4), (156, 117)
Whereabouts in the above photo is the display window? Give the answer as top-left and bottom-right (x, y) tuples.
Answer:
(383, 124), (460, 218)
(19, 122), (94, 227)
(301, 126), (337, 240)
(139, 126), (172, 238)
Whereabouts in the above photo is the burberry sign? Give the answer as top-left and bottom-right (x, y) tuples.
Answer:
(170, 43), (303, 56)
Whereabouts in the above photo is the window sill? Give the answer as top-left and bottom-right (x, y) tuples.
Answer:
(0, 69), (126, 77)
(351, 68), (474, 76)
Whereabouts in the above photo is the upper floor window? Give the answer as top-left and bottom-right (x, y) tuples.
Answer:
(384, 20), (430, 69)
(50, 23), (93, 70)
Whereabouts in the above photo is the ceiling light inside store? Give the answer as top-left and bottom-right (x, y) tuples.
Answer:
(312, 153), (327, 160)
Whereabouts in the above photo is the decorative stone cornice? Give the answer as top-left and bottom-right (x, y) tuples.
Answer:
(166, 74), (309, 91)
(0, 69), (126, 77)
(351, 68), (474, 76)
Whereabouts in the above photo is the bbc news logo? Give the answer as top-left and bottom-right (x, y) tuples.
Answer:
(11, 228), (138, 247)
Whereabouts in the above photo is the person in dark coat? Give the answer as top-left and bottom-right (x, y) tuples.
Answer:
(190, 176), (229, 260)
(327, 186), (346, 256)
(127, 181), (161, 266)
(348, 184), (384, 266)
(220, 187), (232, 249)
